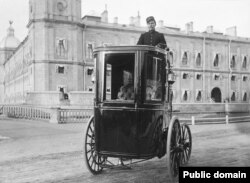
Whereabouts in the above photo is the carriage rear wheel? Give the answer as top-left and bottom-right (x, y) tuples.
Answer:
(180, 123), (192, 165)
(166, 117), (181, 182)
(84, 116), (105, 174)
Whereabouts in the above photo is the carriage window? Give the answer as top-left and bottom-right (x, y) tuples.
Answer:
(104, 53), (135, 101)
(144, 53), (165, 102)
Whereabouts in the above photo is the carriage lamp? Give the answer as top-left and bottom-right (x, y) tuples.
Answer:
(168, 70), (176, 85)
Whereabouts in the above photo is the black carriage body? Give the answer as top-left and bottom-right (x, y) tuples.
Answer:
(93, 46), (171, 159)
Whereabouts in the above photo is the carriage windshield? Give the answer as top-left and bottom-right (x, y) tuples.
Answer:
(144, 52), (165, 102)
(104, 53), (135, 101)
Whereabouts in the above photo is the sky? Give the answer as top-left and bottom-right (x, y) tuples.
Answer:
(0, 0), (250, 42)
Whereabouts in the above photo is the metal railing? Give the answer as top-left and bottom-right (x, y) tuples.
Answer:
(58, 108), (93, 123)
(3, 105), (51, 121)
(181, 115), (250, 125)
(1, 104), (250, 125)
(1, 105), (94, 123)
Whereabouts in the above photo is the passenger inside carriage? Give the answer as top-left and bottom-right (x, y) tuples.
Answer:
(117, 83), (135, 100)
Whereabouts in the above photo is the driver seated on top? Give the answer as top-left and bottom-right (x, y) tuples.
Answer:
(117, 84), (135, 100)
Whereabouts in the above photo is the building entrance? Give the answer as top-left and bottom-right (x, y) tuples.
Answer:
(211, 87), (222, 103)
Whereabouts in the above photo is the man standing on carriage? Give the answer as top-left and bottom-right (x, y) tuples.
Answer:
(137, 16), (167, 49)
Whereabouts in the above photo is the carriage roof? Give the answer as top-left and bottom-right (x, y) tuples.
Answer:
(93, 45), (167, 55)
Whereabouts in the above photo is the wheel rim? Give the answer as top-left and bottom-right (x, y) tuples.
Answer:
(180, 124), (192, 165)
(167, 119), (181, 182)
(84, 117), (105, 174)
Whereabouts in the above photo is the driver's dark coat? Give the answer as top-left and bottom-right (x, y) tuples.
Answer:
(137, 30), (166, 47)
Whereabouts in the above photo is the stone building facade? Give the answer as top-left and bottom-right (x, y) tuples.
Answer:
(0, 0), (250, 112)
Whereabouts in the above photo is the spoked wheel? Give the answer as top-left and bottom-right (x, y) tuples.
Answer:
(84, 116), (106, 174)
(166, 117), (181, 183)
(180, 123), (192, 165)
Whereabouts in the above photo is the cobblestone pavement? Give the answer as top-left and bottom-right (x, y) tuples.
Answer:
(0, 118), (250, 183)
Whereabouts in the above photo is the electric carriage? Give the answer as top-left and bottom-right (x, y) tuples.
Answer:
(83, 45), (192, 182)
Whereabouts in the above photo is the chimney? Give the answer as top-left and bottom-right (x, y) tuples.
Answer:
(158, 20), (164, 27)
(101, 4), (108, 23)
(134, 11), (141, 26)
(113, 17), (118, 24)
(225, 26), (237, 37)
(129, 16), (135, 26)
(206, 26), (213, 33)
(185, 22), (193, 33)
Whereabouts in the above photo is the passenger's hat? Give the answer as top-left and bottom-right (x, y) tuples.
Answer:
(146, 16), (156, 24)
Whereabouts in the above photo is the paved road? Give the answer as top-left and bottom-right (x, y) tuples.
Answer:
(0, 118), (250, 183)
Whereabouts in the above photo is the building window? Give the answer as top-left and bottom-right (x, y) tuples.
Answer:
(87, 68), (94, 75)
(182, 90), (189, 102)
(56, 38), (67, 58)
(182, 52), (188, 65)
(182, 73), (189, 79)
(242, 56), (247, 69)
(196, 53), (201, 67)
(213, 54), (219, 67)
(196, 74), (202, 80)
(183, 91), (188, 101)
(243, 92), (247, 102)
(243, 76), (248, 82)
(214, 74), (220, 80)
(56, 66), (65, 74)
(231, 91), (236, 101)
(196, 90), (202, 101)
(231, 75), (236, 81)
(230, 55), (236, 68)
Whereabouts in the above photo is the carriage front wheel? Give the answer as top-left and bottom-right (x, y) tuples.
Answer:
(166, 117), (192, 182)
(84, 116), (105, 174)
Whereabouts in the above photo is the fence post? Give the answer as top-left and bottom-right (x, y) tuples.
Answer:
(49, 107), (60, 124)
(226, 115), (229, 124)
(191, 116), (195, 125)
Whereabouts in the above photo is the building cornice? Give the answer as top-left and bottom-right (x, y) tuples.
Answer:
(33, 60), (85, 66)
(27, 18), (85, 29)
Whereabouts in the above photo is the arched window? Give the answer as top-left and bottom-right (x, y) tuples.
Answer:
(183, 90), (188, 101)
(242, 56), (247, 69)
(182, 52), (188, 65)
(230, 55), (236, 68)
(243, 76), (248, 82)
(196, 90), (202, 101)
(196, 53), (201, 67)
(243, 92), (247, 102)
(231, 91), (236, 101)
(213, 54), (219, 67)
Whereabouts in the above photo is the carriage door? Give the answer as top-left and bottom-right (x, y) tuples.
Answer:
(137, 51), (166, 155)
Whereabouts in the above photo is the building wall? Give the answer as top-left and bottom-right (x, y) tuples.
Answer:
(4, 39), (32, 104)
(81, 20), (250, 107)
(1, 0), (250, 109)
